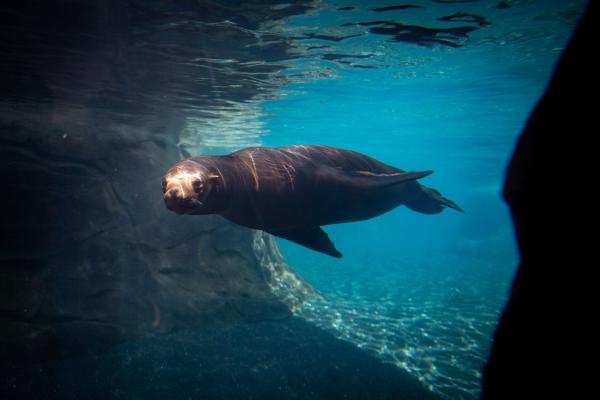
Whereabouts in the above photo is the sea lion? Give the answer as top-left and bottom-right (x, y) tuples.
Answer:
(162, 145), (462, 258)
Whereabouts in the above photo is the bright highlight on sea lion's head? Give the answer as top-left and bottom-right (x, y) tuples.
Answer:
(162, 159), (217, 215)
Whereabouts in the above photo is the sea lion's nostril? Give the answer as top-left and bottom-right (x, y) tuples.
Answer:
(168, 188), (179, 197)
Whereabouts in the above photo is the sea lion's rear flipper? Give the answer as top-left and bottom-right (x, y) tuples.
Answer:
(317, 165), (432, 190)
(405, 187), (464, 214)
(268, 226), (343, 258)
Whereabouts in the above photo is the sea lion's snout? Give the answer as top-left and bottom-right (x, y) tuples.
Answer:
(163, 185), (186, 214)
(161, 165), (208, 214)
(164, 188), (182, 205)
(163, 183), (203, 214)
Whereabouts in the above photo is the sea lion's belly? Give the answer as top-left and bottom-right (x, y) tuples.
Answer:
(312, 183), (415, 225)
(222, 189), (316, 230)
(222, 180), (415, 230)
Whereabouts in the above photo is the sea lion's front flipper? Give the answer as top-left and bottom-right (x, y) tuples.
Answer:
(317, 165), (433, 190)
(268, 226), (343, 258)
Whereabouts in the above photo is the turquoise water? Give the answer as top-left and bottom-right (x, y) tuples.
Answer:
(254, 1), (583, 398)
(264, 74), (518, 399)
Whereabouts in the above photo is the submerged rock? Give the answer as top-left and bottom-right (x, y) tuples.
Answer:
(0, 118), (314, 363)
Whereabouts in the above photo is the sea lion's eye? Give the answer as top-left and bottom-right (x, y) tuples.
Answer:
(161, 178), (167, 193)
(192, 179), (203, 193)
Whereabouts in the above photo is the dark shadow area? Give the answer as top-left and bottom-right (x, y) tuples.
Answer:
(372, 5), (422, 12)
(342, 20), (480, 47)
(437, 12), (491, 27)
(482, 2), (595, 399)
(1, 316), (440, 400)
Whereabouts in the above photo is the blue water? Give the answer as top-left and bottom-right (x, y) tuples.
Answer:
(253, 1), (583, 398)
(263, 77), (519, 398)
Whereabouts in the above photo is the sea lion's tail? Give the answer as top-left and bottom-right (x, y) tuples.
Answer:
(405, 186), (464, 214)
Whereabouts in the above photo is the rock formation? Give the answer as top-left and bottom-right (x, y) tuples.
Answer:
(0, 116), (314, 362)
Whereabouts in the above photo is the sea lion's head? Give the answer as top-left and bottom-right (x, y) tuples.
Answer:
(162, 159), (219, 215)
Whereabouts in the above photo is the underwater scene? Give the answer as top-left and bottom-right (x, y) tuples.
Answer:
(0, 1), (587, 399)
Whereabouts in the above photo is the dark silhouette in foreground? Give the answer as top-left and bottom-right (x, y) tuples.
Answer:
(482, 3), (595, 399)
